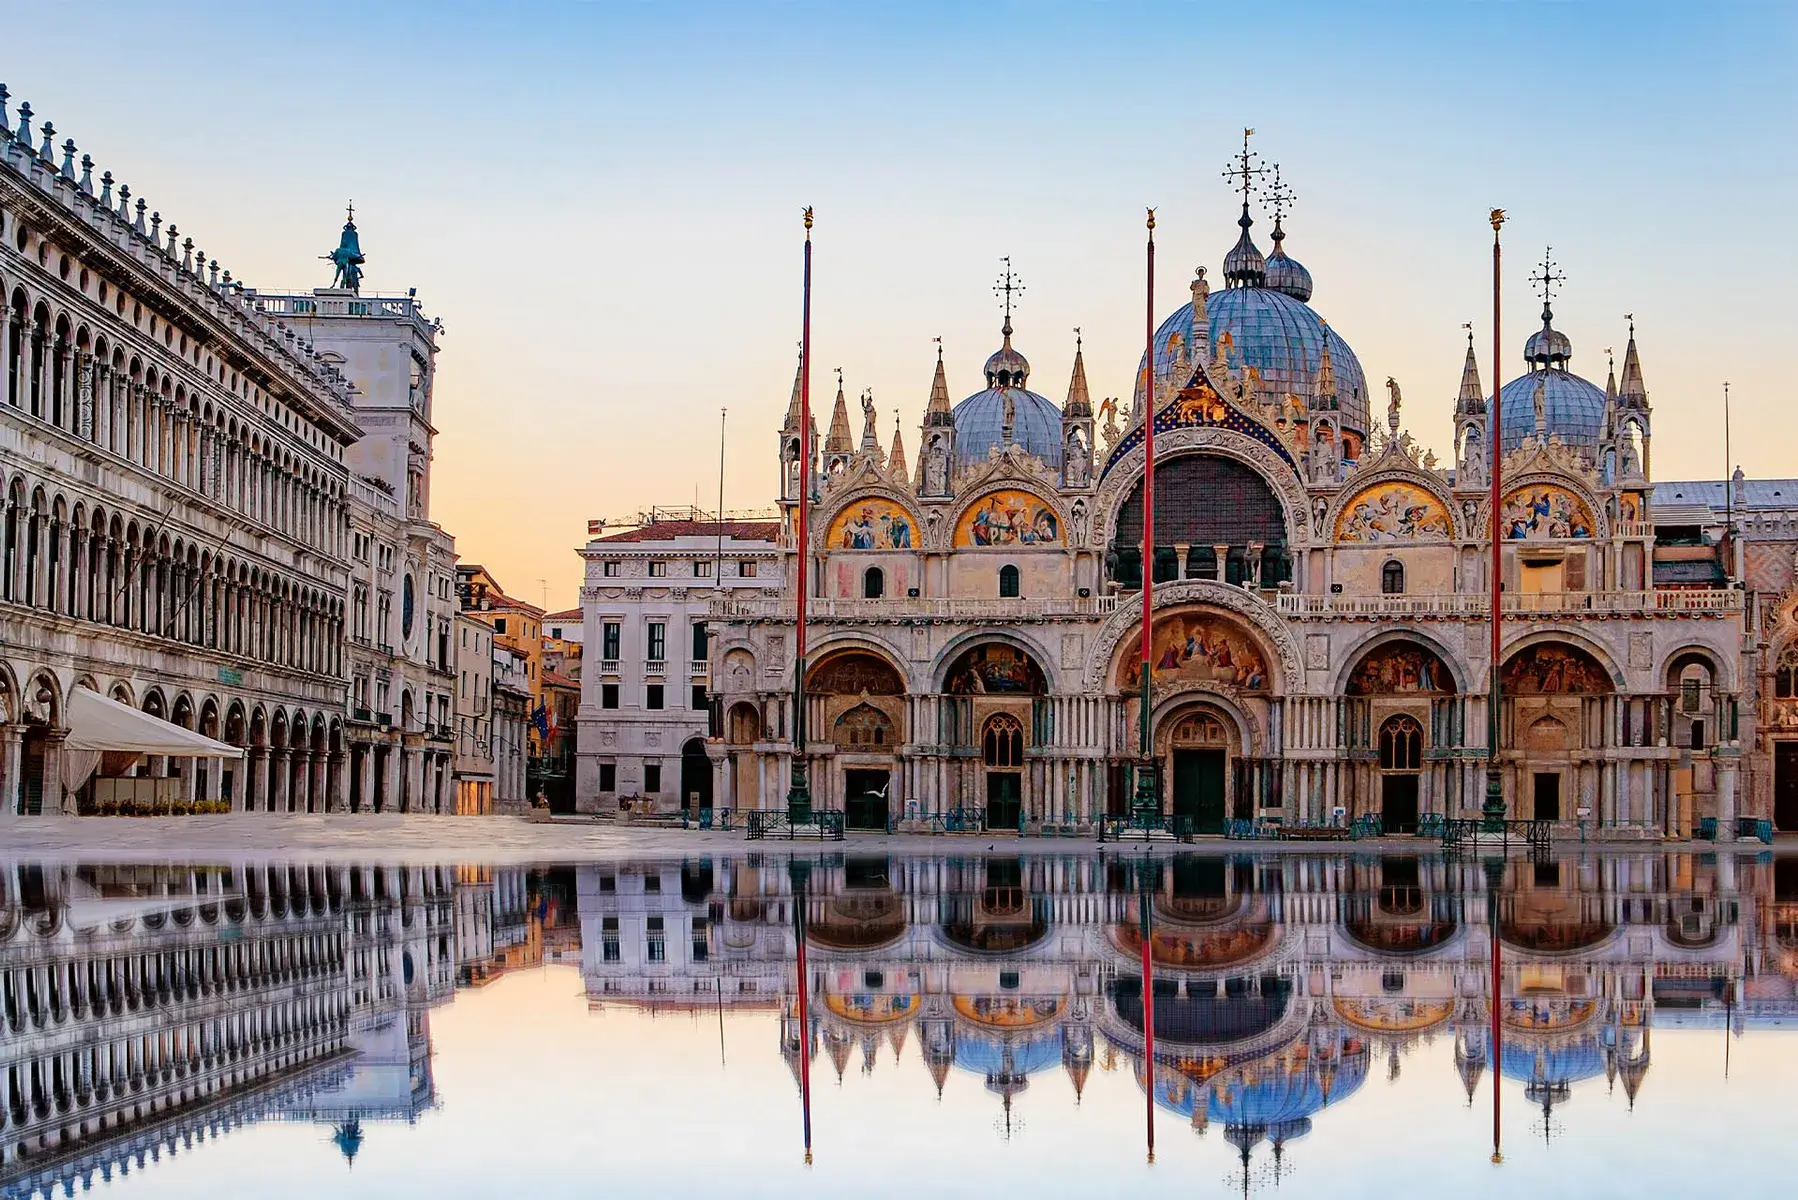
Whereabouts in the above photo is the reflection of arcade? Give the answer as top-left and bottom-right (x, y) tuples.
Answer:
(0, 863), (468, 1192)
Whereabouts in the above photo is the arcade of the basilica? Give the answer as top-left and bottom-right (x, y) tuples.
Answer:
(709, 156), (1776, 840)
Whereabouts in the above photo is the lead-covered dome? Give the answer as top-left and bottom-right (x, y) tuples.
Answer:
(952, 323), (1062, 468)
(1139, 285), (1371, 436)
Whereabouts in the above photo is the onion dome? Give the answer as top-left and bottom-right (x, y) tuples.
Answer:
(1524, 302), (1573, 367)
(1263, 216), (1313, 302)
(983, 319), (1031, 388)
(952, 321), (1063, 468)
(1222, 204), (1266, 287)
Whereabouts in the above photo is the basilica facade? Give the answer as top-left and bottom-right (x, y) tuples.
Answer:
(710, 170), (1746, 837)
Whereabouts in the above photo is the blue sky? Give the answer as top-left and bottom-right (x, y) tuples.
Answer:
(10, 2), (1795, 599)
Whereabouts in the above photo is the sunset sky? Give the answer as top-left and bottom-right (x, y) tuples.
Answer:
(11, 2), (1796, 603)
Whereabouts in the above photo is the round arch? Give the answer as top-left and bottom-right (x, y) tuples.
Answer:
(1085, 580), (1301, 693)
(1335, 628), (1466, 696)
(932, 630), (1055, 695)
(805, 640), (908, 695)
(1499, 633), (1621, 694)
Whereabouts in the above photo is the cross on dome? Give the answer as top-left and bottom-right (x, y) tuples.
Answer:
(994, 257), (1025, 332)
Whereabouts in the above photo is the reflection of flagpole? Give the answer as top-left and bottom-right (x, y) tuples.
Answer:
(717, 975), (726, 1068)
(1140, 856), (1157, 1163)
(1488, 857), (1504, 1165)
(791, 861), (814, 1164)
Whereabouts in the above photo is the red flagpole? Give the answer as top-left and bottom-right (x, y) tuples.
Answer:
(1134, 209), (1158, 814)
(788, 209), (814, 816)
(1483, 209), (1506, 827)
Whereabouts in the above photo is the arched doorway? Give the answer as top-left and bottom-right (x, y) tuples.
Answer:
(808, 649), (904, 820)
(1345, 639), (1457, 830)
(943, 641), (1048, 829)
(1501, 642), (1612, 824)
(679, 737), (711, 812)
(1378, 715), (1423, 833)
(982, 713), (1024, 829)
(1166, 709), (1230, 834)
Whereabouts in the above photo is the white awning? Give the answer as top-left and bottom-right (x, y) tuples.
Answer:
(65, 687), (245, 758)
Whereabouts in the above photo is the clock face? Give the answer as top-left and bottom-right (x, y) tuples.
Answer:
(402, 574), (416, 641)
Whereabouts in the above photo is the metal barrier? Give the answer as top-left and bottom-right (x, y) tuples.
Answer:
(745, 809), (846, 841)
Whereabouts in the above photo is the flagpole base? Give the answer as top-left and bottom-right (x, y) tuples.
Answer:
(786, 758), (812, 823)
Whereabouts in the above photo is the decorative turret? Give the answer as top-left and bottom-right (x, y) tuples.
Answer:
(824, 372), (854, 475)
(1061, 329), (1095, 488)
(919, 343), (956, 496)
(778, 351), (809, 503)
(1618, 316), (1649, 412)
(1454, 327), (1488, 487)
(1261, 164), (1313, 302)
(1612, 316), (1651, 481)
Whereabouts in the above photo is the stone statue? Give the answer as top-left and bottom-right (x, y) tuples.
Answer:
(322, 207), (365, 293)
(1313, 497), (1328, 538)
(1064, 426), (1090, 487)
(1098, 397), (1121, 451)
(1532, 377), (1548, 438)
(1384, 376), (1402, 433)
(860, 390), (877, 447)
(1070, 497), (1089, 546)
(924, 433), (949, 495)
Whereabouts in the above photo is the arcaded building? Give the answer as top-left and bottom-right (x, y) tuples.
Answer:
(710, 162), (1746, 836)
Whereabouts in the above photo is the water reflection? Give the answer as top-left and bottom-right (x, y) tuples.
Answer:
(1, 852), (1795, 1195)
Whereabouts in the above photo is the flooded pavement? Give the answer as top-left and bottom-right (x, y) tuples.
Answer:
(2, 850), (1795, 1197)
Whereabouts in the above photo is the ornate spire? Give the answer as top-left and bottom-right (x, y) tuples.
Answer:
(782, 345), (804, 430)
(1313, 324), (1338, 410)
(1064, 328), (1092, 417)
(825, 371), (853, 454)
(925, 339), (953, 425)
(984, 259), (1031, 388)
(886, 412), (908, 484)
(1221, 128), (1268, 288)
(1618, 314), (1648, 408)
(1456, 325), (1485, 415)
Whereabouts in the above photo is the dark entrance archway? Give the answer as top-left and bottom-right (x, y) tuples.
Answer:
(679, 737), (711, 812)
(1378, 714), (1422, 834)
(844, 769), (890, 830)
(1776, 743), (1798, 832)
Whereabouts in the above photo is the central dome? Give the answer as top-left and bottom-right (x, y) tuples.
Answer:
(1139, 286), (1371, 436)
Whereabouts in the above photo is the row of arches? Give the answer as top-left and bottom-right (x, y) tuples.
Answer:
(2, 283), (349, 560)
(0, 469), (345, 676)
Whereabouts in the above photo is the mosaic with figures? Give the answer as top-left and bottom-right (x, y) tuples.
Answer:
(1335, 482), (1452, 542)
(826, 498), (916, 550)
(1501, 483), (1595, 540)
(1501, 643), (1610, 694)
(954, 490), (1061, 547)
(1117, 612), (1269, 692)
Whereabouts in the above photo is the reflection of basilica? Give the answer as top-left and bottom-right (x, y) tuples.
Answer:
(709, 135), (1757, 838)
(0, 864), (527, 1199)
(579, 852), (1794, 1162)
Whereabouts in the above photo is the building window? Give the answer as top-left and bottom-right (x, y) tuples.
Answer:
(863, 567), (884, 599)
(495, 617), (508, 635)
(647, 684), (664, 710)
(691, 684), (707, 710)
(648, 561), (668, 578)
(694, 560), (712, 577)
(1690, 719), (1705, 750)
(602, 684), (620, 709)
(601, 622), (621, 659)
(601, 916), (620, 962)
(647, 622), (666, 662)
(549, 627), (562, 640)
(602, 560), (620, 577)
(645, 763), (662, 793)
(982, 713), (1024, 767)
(738, 560), (757, 578)
(1379, 714), (1422, 771)
(599, 762), (616, 792)
(690, 622), (708, 661)
(835, 703), (893, 747)
(645, 915), (665, 963)
(998, 564), (1020, 598)
(1681, 678), (1702, 714)
(1381, 560), (1405, 595)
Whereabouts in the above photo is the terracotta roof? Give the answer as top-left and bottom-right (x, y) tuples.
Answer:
(545, 608), (583, 621)
(543, 669), (581, 690)
(589, 519), (780, 544)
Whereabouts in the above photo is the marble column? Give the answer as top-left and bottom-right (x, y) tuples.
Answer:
(358, 746), (375, 814)
(0, 728), (21, 818)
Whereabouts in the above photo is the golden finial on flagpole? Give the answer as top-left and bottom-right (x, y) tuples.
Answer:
(1146, 206), (1156, 232)
(1490, 207), (1506, 233)
(803, 205), (813, 235)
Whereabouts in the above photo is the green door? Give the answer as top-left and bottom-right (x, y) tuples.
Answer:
(844, 770), (890, 830)
(1172, 749), (1227, 834)
(986, 772), (1022, 831)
